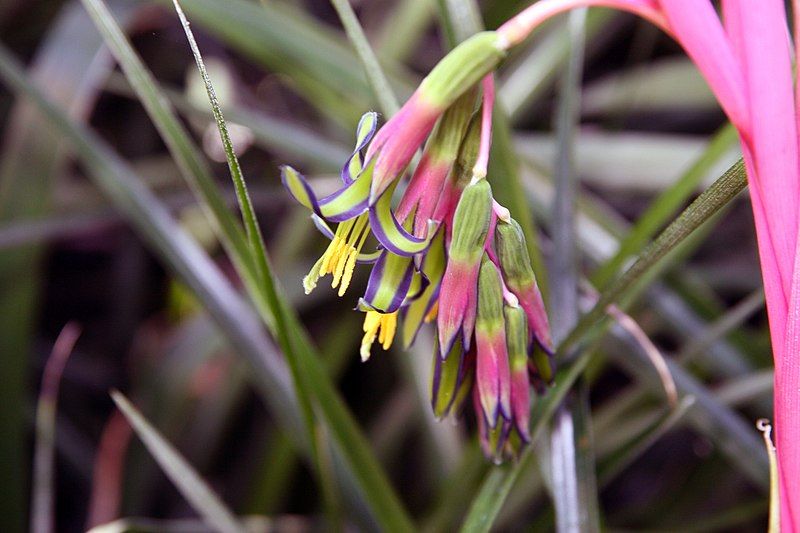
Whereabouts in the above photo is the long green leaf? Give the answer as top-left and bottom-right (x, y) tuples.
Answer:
(0, 4), (132, 527)
(0, 36), (304, 454)
(563, 158), (747, 353)
(592, 124), (738, 288)
(172, 2), (410, 528)
(110, 391), (245, 533)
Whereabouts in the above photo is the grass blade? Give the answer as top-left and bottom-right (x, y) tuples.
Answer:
(0, 5), (130, 527)
(592, 124), (738, 288)
(110, 391), (245, 533)
(546, 7), (600, 532)
(171, 4), (414, 529)
(0, 38), (304, 449)
(31, 323), (81, 533)
(330, 0), (399, 115)
(563, 158), (747, 354)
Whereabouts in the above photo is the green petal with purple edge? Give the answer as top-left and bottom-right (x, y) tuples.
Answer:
(358, 251), (415, 313)
(343, 111), (378, 184)
(310, 214), (381, 263)
(281, 165), (321, 215)
(281, 163), (373, 223)
(401, 230), (446, 348)
(369, 182), (435, 256)
(431, 338), (463, 418)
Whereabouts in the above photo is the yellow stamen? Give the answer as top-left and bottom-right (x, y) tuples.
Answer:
(424, 301), (439, 323)
(360, 311), (398, 361)
(303, 256), (324, 294)
(306, 214), (371, 297)
(338, 249), (359, 296)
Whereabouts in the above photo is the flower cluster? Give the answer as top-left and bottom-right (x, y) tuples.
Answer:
(280, 31), (553, 460)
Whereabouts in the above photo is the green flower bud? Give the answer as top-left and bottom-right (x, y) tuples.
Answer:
(504, 305), (528, 371)
(477, 256), (505, 330)
(495, 218), (536, 289)
(496, 218), (554, 363)
(419, 32), (507, 110)
(450, 179), (492, 263)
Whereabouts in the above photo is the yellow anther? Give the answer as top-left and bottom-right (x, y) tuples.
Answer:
(382, 313), (397, 350)
(331, 244), (355, 289)
(338, 249), (359, 297)
(303, 256), (324, 294)
(360, 311), (398, 361)
(319, 235), (340, 276)
(424, 301), (439, 323)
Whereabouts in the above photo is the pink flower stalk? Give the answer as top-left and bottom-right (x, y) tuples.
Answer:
(501, 0), (800, 527)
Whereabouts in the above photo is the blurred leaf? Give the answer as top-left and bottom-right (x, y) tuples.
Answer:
(330, 0), (399, 115)
(582, 58), (718, 115)
(31, 323), (81, 533)
(499, 9), (615, 120)
(157, 0), (414, 122)
(0, 36), (305, 455)
(546, 7), (600, 532)
(564, 158), (747, 352)
(515, 128), (739, 193)
(591, 124), (738, 288)
(0, 2), (132, 527)
(103, 72), (349, 170)
(110, 391), (245, 533)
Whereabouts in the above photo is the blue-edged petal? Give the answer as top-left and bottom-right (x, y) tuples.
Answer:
(369, 184), (436, 256)
(281, 165), (321, 216)
(281, 164), (372, 223)
(310, 214), (380, 264)
(342, 111), (378, 184)
(358, 251), (415, 314)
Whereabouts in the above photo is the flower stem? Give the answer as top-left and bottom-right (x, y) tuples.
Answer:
(497, 0), (668, 49)
(473, 74), (495, 180)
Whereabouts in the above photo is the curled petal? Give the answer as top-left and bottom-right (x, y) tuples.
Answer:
(281, 165), (322, 216)
(342, 111), (379, 184)
(369, 184), (437, 256)
(358, 251), (416, 314)
(281, 164), (372, 223)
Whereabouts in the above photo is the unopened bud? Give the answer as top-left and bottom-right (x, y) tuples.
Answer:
(496, 219), (554, 362)
(495, 219), (535, 288)
(450, 179), (492, 263)
(476, 257), (511, 426)
(504, 305), (531, 441)
(419, 32), (507, 111)
(477, 257), (505, 328)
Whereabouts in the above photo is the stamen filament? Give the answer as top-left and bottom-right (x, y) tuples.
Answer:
(360, 310), (398, 361)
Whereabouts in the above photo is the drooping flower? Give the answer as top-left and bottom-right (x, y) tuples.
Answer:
(281, 38), (553, 461)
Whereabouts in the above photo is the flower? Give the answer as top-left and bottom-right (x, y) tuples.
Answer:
(281, 40), (553, 461)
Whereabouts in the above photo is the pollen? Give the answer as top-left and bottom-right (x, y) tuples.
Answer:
(304, 214), (371, 296)
(424, 300), (439, 323)
(360, 310), (398, 361)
